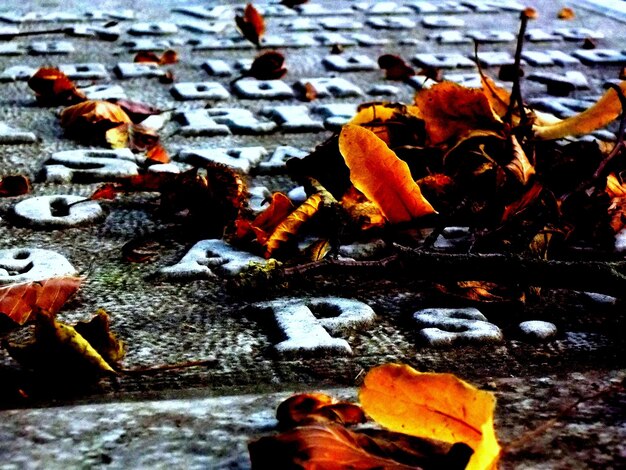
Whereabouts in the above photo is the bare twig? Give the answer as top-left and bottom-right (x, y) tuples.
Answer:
(505, 11), (531, 125)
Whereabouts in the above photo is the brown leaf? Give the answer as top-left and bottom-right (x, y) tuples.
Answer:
(115, 99), (163, 124)
(0, 277), (81, 325)
(27, 67), (86, 105)
(303, 82), (318, 101)
(340, 186), (386, 230)
(276, 393), (366, 428)
(60, 100), (132, 142)
(236, 3), (265, 47)
(0, 175), (31, 197)
(264, 193), (323, 258)
(160, 49), (179, 65)
(74, 308), (125, 365)
(414, 81), (503, 146)
(501, 181), (543, 223)
(505, 135), (535, 185)
(339, 124), (436, 223)
(249, 423), (418, 470)
(235, 192), (294, 243)
(134, 51), (160, 63)
(378, 54), (415, 81)
(246, 51), (287, 80)
(90, 183), (121, 200)
(436, 281), (526, 304)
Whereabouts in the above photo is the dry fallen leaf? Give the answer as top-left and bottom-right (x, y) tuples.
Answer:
(246, 51), (287, 80)
(340, 186), (386, 230)
(0, 175), (31, 197)
(236, 3), (265, 47)
(27, 67), (86, 105)
(0, 277), (81, 325)
(534, 81), (626, 140)
(5, 310), (120, 376)
(378, 54), (415, 81)
(134, 49), (178, 65)
(235, 192), (294, 243)
(264, 192), (323, 257)
(414, 81), (503, 146)
(506, 135), (535, 186)
(115, 99), (163, 124)
(60, 100), (132, 141)
(359, 364), (500, 470)
(557, 7), (575, 19)
(276, 392), (366, 428)
(339, 124), (436, 223)
(105, 123), (160, 151)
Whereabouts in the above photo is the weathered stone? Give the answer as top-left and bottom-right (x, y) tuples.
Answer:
(282, 17), (320, 32)
(172, 5), (232, 19)
(175, 109), (276, 136)
(177, 147), (267, 173)
(296, 77), (363, 98)
(170, 82), (230, 100)
(433, 226), (472, 250)
(406, 74), (438, 89)
(0, 65), (36, 81)
(287, 186), (307, 203)
(521, 50), (579, 66)
(313, 103), (357, 130)
(554, 27), (604, 41)
(0, 122), (37, 144)
(367, 17), (416, 29)
(323, 54), (377, 72)
(527, 71), (590, 96)
(0, 43), (25, 56)
(414, 307), (503, 346)
(525, 29), (562, 43)
(158, 239), (266, 279)
(338, 239), (386, 260)
(233, 80), (294, 100)
(59, 63), (109, 80)
(573, 49), (626, 66)
(351, 34), (390, 46)
(28, 41), (75, 55)
(202, 59), (233, 76)
(80, 84), (127, 101)
(320, 17), (363, 31)
(42, 149), (139, 183)
(261, 106), (324, 133)
(476, 51), (517, 67)
(422, 16), (465, 28)
(123, 39), (172, 52)
(414, 53), (475, 68)
(114, 62), (165, 79)
(467, 30), (515, 43)
(0, 248), (76, 284)
(357, 2), (412, 15)
(255, 4), (297, 17)
(519, 321), (558, 341)
(258, 146), (309, 174)
(314, 32), (357, 46)
(13, 195), (105, 229)
(254, 297), (376, 356)
(128, 22), (178, 36)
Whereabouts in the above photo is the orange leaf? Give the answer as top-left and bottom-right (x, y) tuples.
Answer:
(414, 81), (502, 146)
(236, 3), (265, 47)
(27, 67), (86, 105)
(505, 135), (535, 185)
(557, 7), (575, 19)
(145, 143), (170, 164)
(236, 192), (294, 242)
(90, 183), (121, 200)
(249, 423), (417, 470)
(378, 54), (415, 81)
(359, 364), (500, 470)
(60, 100), (132, 141)
(339, 124), (436, 223)
(534, 81), (626, 140)
(134, 51), (160, 63)
(340, 186), (386, 230)
(264, 193), (322, 257)
(606, 173), (626, 198)
(105, 123), (160, 151)
(0, 277), (81, 325)
(501, 181), (543, 223)
(0, 175), (31, 197)
(160, 49), (179, 65)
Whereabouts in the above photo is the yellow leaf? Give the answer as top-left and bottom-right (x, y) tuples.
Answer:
(534, 81), (626, 140)
(414, 81), (503, 146)
(359, 364), (500, 470)
(607, 173), (626, 198)
(506, 135), (535, 185)
(264, 193), (323, 258)
(339, 124), (436, 223)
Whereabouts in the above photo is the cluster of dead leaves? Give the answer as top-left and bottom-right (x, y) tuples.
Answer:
(250, 364), (499, 470)
(0, 276), (125, 387)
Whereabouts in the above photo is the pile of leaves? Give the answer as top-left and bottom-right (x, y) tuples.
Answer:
(249, 364), (499, 470)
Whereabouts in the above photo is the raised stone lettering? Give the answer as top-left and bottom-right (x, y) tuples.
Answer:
(414, 307), (503, 346)
(177, 147), (267, 173)
(261, 106), (324, 133)
(0, 248), (76, 284)
(13, 195), (105, 229)
(42, 149), (139, 183)
(233, 80), (294, 100)
(322, 54), (377, 72)
(171, 82), (230, 100)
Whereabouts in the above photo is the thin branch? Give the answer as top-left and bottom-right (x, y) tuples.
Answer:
(505, 11), (530, 125)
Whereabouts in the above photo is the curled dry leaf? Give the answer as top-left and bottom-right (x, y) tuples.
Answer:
(506, 135), (535, 186)
(378, 54), (415, 81)
(276, 392), (366, 428)
(145, 143), (170, 164)
(236, 3), (265, 47)
(115, 99), (163, 124)
(60, 100), (132, 141)
(414, 81), (503, 146)
(359, 363), (500, 470)
(435, 281), (526, 304)
(134, 49), (178, 65)
(534, 81), (626, 140)
(264, 192), (323, 258)
(235, 192), (294, 243)
(303, 82), (318, 101)
(557, 7), (575, 20)
(0, 277), (81, 325)
(339, 124), (436, 223)
(27, 67), (86, 105)
(340, 186), (386, 230)
(246, 51), (287, 80)
(105, 123), (160, 151)
(5, 309), (121, 377)
(0, 175), (31, 197)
